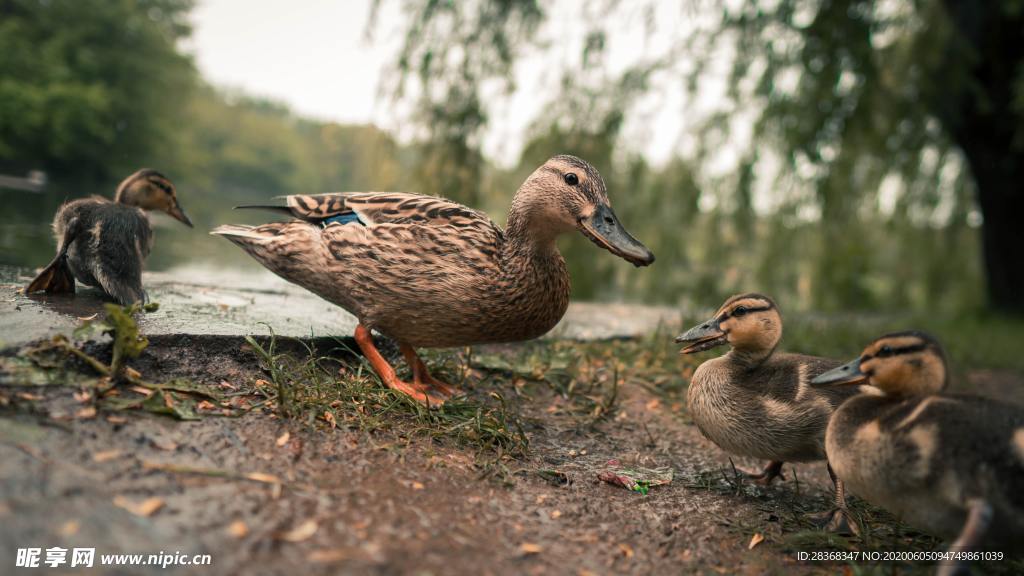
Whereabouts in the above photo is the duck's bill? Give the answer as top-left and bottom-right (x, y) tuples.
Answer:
(811, 357), (866, 386)
(167, 201), (194, 228)
(579, 205), (655, 267)
(674, 319), (727, 354)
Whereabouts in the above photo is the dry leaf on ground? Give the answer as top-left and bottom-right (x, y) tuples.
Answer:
(113, 496), (164, 517)
(245, 472), (281, 484)
(519, 543), (543, 555)
(59, 520), (80, 536)
(92, 449), (122, 463)
(309, 549), (352, 564)
(227, 520), (248, 538)
(276, 431), (290, 447)
(278, 519), (318, 542)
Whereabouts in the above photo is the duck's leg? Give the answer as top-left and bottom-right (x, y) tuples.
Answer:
(353, 324), (443, 407)
(400, 344), (462, 398)
(811, 464), (860, 535)
(936, 499), (992, 576)
(738, 460), (786, 485)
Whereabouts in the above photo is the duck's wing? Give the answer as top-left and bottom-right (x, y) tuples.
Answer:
(759, 353), (856, 408)
(238, 192), (493, 229)
(213, 193), (505, 313)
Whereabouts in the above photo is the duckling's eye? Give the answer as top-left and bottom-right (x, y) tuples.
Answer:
(151, 180), (173, 194)
(879, 345), (894, 357)
(564, 173), (579, 186)
(732, 306), (748, 317)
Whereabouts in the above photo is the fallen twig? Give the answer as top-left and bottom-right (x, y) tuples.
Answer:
(141, 461), (282, 485)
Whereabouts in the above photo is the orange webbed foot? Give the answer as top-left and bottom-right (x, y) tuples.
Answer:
(403, 345), (463, 400)
(354, 324), (455, 408)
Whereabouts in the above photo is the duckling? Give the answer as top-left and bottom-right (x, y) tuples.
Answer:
(213, 155), (654, 407)
(812, 331), (1023, 574)
(25, 169), (192, 305)
(675, 293), (861, 532)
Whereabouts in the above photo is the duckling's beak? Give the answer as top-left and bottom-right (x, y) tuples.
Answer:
(811, 357), (867, 386)
(167, 199), (193, 228)
(578, 205), (655, 267)
(675, 318), (727, 354)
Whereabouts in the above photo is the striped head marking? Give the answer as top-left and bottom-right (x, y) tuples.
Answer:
(676, 293), (781, 354)
(510, 155), (654, 266)
(115, 169), (192, 227)
(812, 331), (947, 397)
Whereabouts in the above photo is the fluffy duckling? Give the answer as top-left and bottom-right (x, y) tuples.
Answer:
(675, 293), (861, 532)
(812, 331), (1023, 573)
(26, 169), (192, 305)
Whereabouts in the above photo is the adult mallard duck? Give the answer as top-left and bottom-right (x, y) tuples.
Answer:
(212, 155), (654, 406)
(675, 293), (861, 532)
(25, 169), (192, 305)
(812, 331), (1024, 574)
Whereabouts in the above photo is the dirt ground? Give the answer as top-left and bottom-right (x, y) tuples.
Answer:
(1, 331), (1021, 575)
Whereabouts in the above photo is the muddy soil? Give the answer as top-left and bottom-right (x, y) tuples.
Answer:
(0, 334), (1020, 575)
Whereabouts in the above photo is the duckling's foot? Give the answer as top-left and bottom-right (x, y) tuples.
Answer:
(815, 467), (860, 534)
(354, 324), (446, 408)
(26, 253), (76, 295)
(809, 507), (860, 536)
(401, 344), (463, 399)
(738, 460), (786, 485)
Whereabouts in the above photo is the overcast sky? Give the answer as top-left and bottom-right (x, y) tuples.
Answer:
(190, 0), (390, 124)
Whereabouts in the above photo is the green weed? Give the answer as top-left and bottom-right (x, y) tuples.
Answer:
(243, 334), (529, 456)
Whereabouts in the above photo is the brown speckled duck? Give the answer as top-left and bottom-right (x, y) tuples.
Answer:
(675, 293), (861, 532)
(812, 331), (1024, 574)
(25, 169), (192, 305)
(212, 155), (654, 406)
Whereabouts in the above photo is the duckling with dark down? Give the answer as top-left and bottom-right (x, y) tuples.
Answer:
(675, 293), (861, 532)
(212, 155), (654, 407)
(25, 169), (192, 305)
(812, 331), (1024, 575)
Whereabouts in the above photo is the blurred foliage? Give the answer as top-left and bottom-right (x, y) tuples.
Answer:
(373, 0), (543, 205)
(380, 0), (1024, 314)
(2, 1), (1021, 318)
(0, 0), (195, 186)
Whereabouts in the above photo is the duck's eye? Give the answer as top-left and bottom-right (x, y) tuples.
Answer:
(877, 345), (894, 357)
(564, 173), (579, 186)
(732, 306), (748, 317)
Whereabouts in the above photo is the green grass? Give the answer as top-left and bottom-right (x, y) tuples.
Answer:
(243, 334), (529, 457)
(468, 329), (687, 425)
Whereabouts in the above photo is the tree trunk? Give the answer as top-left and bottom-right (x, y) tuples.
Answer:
(937, 1), (1024, 313)
(959, 143), (1024, 312)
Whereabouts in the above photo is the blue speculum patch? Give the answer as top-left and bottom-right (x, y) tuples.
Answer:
(323, 212), (363, 226)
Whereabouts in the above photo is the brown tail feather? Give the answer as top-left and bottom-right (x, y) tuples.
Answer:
(26, 255), (76, 295)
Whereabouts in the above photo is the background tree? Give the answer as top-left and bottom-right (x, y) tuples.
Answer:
(380, 0), (1021, 313)
(0, 0), (196, 188)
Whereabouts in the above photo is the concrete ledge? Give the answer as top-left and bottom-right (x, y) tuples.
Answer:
(0, 265), (682, 349)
